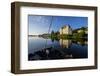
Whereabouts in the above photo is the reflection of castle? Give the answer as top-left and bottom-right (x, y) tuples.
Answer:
(60, 39), (72, 48)
(59, 25), (72, 35)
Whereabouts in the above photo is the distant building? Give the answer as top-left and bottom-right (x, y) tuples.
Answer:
(60, 25), (72, 35)
(77, 28), (88, 34)
(77, 30), (84, 33)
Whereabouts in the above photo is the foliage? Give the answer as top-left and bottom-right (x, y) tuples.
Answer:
(43, 27), (88, 42)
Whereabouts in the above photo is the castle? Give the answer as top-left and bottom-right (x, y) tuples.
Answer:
(59, 25), (72, 35)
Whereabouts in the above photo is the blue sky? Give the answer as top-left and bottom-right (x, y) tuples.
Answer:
(28, 15), (88, 35)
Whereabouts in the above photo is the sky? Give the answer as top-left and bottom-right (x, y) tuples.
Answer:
(28, 15), (88, 35)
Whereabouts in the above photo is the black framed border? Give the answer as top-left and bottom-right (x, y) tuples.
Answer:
(11, 2), (98, 74)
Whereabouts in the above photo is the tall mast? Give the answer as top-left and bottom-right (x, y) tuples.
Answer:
(48, 16), (53, 34)
(45, 16), (53, 48)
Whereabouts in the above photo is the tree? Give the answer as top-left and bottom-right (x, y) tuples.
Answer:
(51, 30), (54, 35)
(55, 31), (60, 35)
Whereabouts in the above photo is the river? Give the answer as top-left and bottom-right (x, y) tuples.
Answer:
(28, 36), (88, 60)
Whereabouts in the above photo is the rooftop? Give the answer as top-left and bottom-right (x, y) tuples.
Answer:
(61, 25), (71, 29)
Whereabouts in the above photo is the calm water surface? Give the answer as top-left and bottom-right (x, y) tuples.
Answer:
(28, 37), (88, 60)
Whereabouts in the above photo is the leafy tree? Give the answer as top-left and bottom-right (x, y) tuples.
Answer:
(51, 30), (54, 35)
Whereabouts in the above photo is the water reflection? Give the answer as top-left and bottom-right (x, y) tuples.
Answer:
(28, 37), (88, 61)
(60, 39), (72, 48)
(72, 38), (87, 46)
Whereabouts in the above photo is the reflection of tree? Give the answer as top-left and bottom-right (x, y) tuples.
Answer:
(51, 38), (54, 42)
(59, 39), (72, 48)
(77, 39), (87, 46)
(51, 37), (59, 42)
(72, 38), (87, 46)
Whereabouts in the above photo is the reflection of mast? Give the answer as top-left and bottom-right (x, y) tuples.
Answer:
(45, 16), (53, 48)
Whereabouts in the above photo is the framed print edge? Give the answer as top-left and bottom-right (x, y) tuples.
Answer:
(11, 2), (98, 74)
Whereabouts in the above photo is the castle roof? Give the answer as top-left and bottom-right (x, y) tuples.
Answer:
(61, 25), (71, 29)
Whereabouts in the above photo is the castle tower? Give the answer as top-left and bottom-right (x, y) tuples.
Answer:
(59, 25), (72, 35)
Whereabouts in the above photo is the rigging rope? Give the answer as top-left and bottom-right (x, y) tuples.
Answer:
(45, 16), (53, 48)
